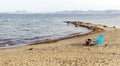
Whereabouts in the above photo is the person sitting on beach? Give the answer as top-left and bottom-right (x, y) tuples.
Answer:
(85, 39), (92, 46)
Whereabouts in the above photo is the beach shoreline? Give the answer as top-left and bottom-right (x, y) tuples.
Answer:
(29, 21), (111, 45)
(0, 21), (120, 66)
(0, 21), (103, 48)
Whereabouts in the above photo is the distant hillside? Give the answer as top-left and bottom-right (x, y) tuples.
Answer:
(10, 10), (32, 14)
(1, 10), (120, 14)
(0, 10), (31, 14)
(53, 10), (120, 14)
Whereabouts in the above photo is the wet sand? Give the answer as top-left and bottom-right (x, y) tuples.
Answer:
(0, 21), (120, 66)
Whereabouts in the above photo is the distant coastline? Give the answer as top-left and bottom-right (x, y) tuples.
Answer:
(1, 10), (120, 14)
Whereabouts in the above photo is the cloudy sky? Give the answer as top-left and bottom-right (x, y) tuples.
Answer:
(0, 0), (120, 12)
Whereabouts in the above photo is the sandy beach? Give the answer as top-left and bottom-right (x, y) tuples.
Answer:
(0, 21), (120, 66)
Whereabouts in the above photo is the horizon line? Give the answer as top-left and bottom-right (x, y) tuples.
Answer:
(0, 9), (120, 13)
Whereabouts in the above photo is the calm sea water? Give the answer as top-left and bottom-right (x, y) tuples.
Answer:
(0, 14), (120, 48)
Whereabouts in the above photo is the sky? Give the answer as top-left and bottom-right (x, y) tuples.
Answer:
(0, 0), (120, 13)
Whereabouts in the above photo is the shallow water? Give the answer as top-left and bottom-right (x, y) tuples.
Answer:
(0, 14), (120, 48)
(0, 14), (92, 48)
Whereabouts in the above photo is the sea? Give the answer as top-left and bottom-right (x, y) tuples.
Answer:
(0, 14), (120, 48)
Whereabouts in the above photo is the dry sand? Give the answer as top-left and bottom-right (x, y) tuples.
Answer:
(0, 22), (120, 66)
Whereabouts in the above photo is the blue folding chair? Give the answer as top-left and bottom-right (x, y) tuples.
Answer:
(93, 34), (104, 45)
